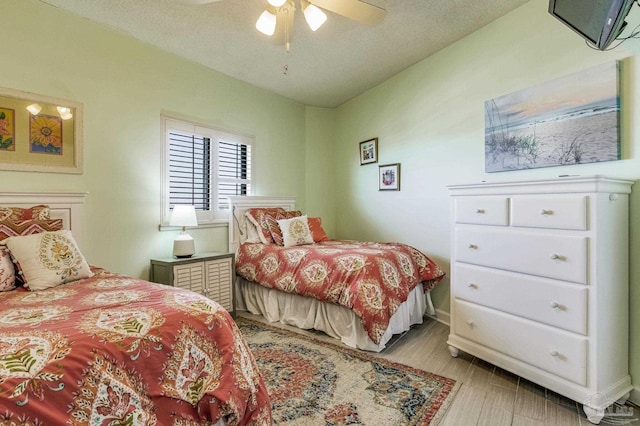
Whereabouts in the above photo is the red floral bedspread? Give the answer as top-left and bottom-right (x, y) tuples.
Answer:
(235, 240), (445, 344)
(0, 268), (271, 426)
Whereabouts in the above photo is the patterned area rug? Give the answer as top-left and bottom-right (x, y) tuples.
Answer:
(237, 317), (459, 425)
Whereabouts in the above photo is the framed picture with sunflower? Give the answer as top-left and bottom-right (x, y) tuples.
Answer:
(0, 86), (83, 174)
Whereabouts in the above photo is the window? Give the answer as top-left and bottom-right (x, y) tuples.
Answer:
(162, 117), (252, 225)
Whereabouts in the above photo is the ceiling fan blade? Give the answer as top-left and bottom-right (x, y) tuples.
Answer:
(174, 0), (226, 5)
(310, 0), (385, 25)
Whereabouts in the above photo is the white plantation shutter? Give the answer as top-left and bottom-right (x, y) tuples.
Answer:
(163, 117), (253, 223)
(168, 131), (211, 211)
(217, 140), (251, 211)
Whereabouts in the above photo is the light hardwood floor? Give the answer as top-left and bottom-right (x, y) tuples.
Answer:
(239, 313), (639, 426)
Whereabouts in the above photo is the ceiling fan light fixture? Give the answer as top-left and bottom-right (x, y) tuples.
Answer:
(267, 0), (287, 7)
(256, 9), (277, 36)
(303, 3), (327, 31)
(26, 103), (42, 115)
(56, 106), (73, 120)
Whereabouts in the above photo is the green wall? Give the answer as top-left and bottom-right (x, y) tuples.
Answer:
(304, 106), (337, 233)
(1, 0), (307, 278)
(3, 0), (640, 404)
(333, 0), (640, 403)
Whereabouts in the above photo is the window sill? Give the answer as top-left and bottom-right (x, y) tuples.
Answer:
(159, 219), (228, 232)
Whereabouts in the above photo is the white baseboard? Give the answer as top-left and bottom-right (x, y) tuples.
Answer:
(426, 308), (450, 326)
(630, 386), (640, 406)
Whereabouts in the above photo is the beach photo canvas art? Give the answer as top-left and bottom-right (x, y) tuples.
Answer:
(485, 61), (620, 172)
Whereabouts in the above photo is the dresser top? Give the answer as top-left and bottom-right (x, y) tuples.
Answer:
(448, 175), (634, 196)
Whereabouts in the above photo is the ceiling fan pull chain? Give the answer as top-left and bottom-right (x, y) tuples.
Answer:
(283, 5), (290, 76)
(285, 6), (291, 53)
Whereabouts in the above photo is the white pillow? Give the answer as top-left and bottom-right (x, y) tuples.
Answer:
(244, 218), (262, 243)
(277, 215), (314, 247)
(4, 230), (93, 291)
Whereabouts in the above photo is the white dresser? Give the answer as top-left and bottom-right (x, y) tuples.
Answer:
(447, 176), (633, 424)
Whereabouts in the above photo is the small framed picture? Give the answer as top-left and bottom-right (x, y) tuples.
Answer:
(359, 137), (378, 165)
(379, 163), (400, 191)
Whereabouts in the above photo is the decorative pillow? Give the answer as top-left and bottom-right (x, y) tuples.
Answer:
(0, 205), (50, 222)
(278, 215), (314, 247)
(0, 246), (16, 292)
(266, 210), (303, 246)
(307, 217), (329, 243)
(0, 218), (64, 241)
(3, 230), (93, 291)
(245, 208), (286, 244)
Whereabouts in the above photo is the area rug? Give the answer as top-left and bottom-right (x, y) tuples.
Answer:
(237, 317), (460, 425)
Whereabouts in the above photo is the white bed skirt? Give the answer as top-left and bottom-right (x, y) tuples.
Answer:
(235, 277), (435, 352)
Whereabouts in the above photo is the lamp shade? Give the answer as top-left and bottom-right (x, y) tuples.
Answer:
(26, 103), (42, 115)
(56, 106), (73, 120)
(256, 10), (277, 35)
(169, 205), (198, 227)
(303, 3), (327, 31)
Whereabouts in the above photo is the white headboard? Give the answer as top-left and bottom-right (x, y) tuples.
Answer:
(228, 196), (296, 253)
(0, 191), (87, 245)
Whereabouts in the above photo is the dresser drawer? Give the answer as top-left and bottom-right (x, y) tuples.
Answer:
(453, 299), (587, 386)
(511, 196), (587, 230)
(455, 196), (509, 226)
(455, 229), (587, 284)
(454, 264), (588, 335)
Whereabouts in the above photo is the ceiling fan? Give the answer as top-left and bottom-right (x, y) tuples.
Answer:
(176, 0), (386, 50)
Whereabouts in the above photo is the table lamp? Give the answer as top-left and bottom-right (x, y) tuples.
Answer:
(169, 205), (198, 258)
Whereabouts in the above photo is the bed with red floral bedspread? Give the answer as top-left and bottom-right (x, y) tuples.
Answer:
(0, 268), (271, 425)
(235, 240), (445, 345)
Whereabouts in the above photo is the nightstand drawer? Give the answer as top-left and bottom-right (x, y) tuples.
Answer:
(455, 228), (587, 284)
(455, 196), (509, 226)
(204, 258), (233, 312)
(454, 264), (588, 335)
(511, 196), (587, 230)
(453, 299), (587, 386)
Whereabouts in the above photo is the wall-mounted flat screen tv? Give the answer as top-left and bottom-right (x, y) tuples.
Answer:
(548, 0), (634, 50)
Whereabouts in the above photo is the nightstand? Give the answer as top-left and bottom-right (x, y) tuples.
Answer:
(149, 252), (235, 315)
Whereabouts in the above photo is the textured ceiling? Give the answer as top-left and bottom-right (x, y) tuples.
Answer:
(38, 0), (530, 107)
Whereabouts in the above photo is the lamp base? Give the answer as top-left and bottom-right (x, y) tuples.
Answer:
(173, 233), (195, 258)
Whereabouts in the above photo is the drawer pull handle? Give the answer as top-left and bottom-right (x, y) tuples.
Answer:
(540, 209), (553, 215)
(466, 320), (475, 327)
(475, 209), (485, 214)
(468, 283), (478, 289)
(550, 350), (559, 357)
(550, 301), (560, 309)
(550, 253), (563, 261)
(468, 244), (478, 250)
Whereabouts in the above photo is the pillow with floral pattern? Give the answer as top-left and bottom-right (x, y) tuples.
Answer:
(278, 215), (314, 247)
(3, 230), (93, 291)
(265, 210), (303, 246)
